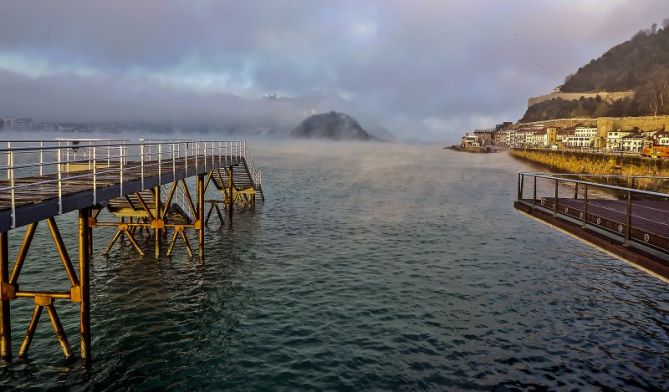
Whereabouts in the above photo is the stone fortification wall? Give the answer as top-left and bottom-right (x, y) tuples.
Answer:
(527, 91), (635, 107)
(597, 116), (669, 133)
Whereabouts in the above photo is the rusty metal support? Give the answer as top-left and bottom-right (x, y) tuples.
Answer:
(10, 222), (38, 285)
(125, 228), (145, 256)
(180, 231), (193, 258)
(45, 303), (73, 359)
(180, 179), (197, 218)
(161, 181), (178, 219)
(166, 229), (179, 256)
(88, 219), (94, 258)
(166, 226), (193, 258)
(0, 232), (11, 361)
(47, 217), (80, 287)
(135, 192), (155, 221)
(228, 167), (234, 223)
(154, 186), (161, 258)
(78, 209), (91, 363)
(205, 202), (225, 225)
(18, 304), (41, 359)
(197, 174), (205, 259)
(103, 229), (123, 255)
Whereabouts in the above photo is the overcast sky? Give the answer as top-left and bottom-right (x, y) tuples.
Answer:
(0, 0), (667, 142)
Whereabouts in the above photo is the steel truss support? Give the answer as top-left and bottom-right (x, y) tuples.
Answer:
(166, 226), (193, 258)
(153, 186), (161, 258)
(0, 232), (10, 361)
(103, 223), (145, 256)
(228, 166), (234, 224)
(205, 201), (225, 226)
(197, 174), (205, 259)
(0, 210), (92, 362)
(97, 178), (208, 259)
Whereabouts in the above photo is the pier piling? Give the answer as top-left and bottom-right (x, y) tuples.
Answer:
(0, 231), (10, 361)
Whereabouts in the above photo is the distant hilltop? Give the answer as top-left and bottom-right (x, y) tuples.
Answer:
(521, 21), (669, 123)
(291, 111), (378, 141)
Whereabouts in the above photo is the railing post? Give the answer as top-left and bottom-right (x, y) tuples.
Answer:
(574, 182), (578, 199)
(625, 190), (632, 246)
(184, 142), (189, 177)
(158, 143), (162, 185)
(9, 151), (15, 229)
(57, 148), (63, 215)
(119, 145), (124, 197)
(582, 184), (588, 228)
(553, 178), (559, 217)
(533, 176), (537, 209)
(92, 146), (97, 205)
(195, 142), (199, 174)
(39, 141), (44, 177)
(6, 142), (10, 180)
(140, 140), (145, 190)
(172, 143), (176, 181)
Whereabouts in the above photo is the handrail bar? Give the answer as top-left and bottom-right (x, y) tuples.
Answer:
(519, 172), (669, 181)
(519, 173), (669, 198)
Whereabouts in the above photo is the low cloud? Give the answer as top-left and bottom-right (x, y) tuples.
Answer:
(0, 0), (666, 142)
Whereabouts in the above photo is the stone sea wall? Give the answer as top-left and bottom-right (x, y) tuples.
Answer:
(509, 148), (669, 191)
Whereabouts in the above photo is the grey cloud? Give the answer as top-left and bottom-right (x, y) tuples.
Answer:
(0, 0), (667, 142)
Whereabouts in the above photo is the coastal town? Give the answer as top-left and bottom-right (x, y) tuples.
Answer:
(457, 116), (669, 157)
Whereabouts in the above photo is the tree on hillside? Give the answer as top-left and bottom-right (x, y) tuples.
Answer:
(648, 78), (669, 116)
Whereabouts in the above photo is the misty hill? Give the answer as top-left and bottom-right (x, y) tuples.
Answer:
(291, 111), (377, 141)
(521, 21), (669, 122)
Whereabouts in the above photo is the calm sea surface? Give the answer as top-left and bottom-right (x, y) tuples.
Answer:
(1, 140), (668, 390)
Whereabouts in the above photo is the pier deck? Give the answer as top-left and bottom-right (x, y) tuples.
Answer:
(515, 172), (669, 280)
(0, 139), (263, 366)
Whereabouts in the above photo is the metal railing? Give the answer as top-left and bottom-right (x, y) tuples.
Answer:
(517, 172), (669, 251)
(0, 139), (262, 229)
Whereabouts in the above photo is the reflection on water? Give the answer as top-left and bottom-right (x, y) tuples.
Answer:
(1, 140), (668, 390)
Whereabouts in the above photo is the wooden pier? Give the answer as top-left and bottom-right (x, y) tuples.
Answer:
(515, 173), (669, 280)
(0, 139), (263, 365)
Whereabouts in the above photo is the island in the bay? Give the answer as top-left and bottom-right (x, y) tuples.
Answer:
(290, 111), (379, 141)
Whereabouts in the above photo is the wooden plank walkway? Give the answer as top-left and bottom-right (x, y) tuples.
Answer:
(0, 155), (244, 232)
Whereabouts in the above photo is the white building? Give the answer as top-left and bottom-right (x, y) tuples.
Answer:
(461, 134), (479, 148)
(562, 126), (597, 148)
(653, 131), (669, 146)
(620, 133), (646, 152)
(526, 130), (549, 147)
(606, 130), (633, 151)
